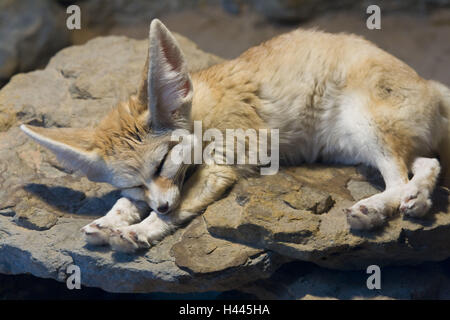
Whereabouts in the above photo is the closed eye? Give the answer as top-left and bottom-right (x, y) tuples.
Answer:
(154, 152), (168, 176)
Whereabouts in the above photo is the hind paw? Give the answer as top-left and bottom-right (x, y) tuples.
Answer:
(400, 186), (431, 218)
(345, 197), (389, 230)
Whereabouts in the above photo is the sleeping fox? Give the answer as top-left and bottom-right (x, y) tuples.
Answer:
(21, 19), (450, 252)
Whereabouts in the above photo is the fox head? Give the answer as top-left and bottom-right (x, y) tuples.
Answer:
(20, 19), (195, 215)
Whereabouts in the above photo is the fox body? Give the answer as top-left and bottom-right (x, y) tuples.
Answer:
(21, 20), (450, 252)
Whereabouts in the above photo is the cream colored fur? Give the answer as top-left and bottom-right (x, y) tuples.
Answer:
(21, 19), (450, 252)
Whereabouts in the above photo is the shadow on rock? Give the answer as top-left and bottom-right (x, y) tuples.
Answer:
(111, 250), (148, 262)
(23, 183), (121, 217)
(82, 243), (111, 254)
(348, 223), (392, 239)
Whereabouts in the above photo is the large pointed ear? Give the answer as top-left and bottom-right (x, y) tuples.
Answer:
(146, 19), (193, 131)
(20, 124), (111, 182)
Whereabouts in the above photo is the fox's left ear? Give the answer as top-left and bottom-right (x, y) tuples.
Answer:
(20, 124), (112, 183)
(143, 19), (193, 131)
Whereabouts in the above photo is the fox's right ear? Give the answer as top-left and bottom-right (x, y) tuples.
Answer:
(20, 124), (112, 183)
(138, 19), (193, 132)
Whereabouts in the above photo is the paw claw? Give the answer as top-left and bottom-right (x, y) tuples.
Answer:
(81, 223), (110, 246)
(128, 231), (138, 242)
(110, 228), (122, 236)
(94, 223), (106, 229)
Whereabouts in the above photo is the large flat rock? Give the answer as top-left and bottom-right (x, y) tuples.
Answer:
(0, 31), (449, 295)
(0, 212), (279, 293)
(204, 166), (450, 270)
(0, 34), (281, 293)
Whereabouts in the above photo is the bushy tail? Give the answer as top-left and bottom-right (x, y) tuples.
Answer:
(431, 80), (450, 187)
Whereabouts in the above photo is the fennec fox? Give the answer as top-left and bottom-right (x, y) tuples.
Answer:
(21, 19), (450, 252)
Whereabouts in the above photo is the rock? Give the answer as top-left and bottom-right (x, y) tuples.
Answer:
(250, 0), (336, 22)
(77, 0), (212, 33)
(282, 187), (334, 214)
(14, 207), (59, 231)
(346, 179), (381, 201)
(0, 35), (223, 131)
(0, 213), (279, 293)
(0, 34), (282, 293)
(238, 260), (450, 299)
(0, 0), (70, 88)
(1, 29), (449, 295)
(249, 0), (450, 22)
(204, 165), (450, 270)
(172, 217), (263, 274)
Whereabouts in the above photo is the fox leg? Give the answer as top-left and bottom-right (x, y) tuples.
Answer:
(109, 164), (238, 252)
(175, 164), (239, 222)
(81, 197), (149, 245)
(399, 157), (441, 217)
(346, 155), (409, 230)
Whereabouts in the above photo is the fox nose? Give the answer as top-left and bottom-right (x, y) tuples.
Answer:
(157, 202), (169, 213)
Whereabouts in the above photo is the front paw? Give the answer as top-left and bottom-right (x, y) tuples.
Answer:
(81, 222), (113, 246)
(108, 227), (151, 253)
